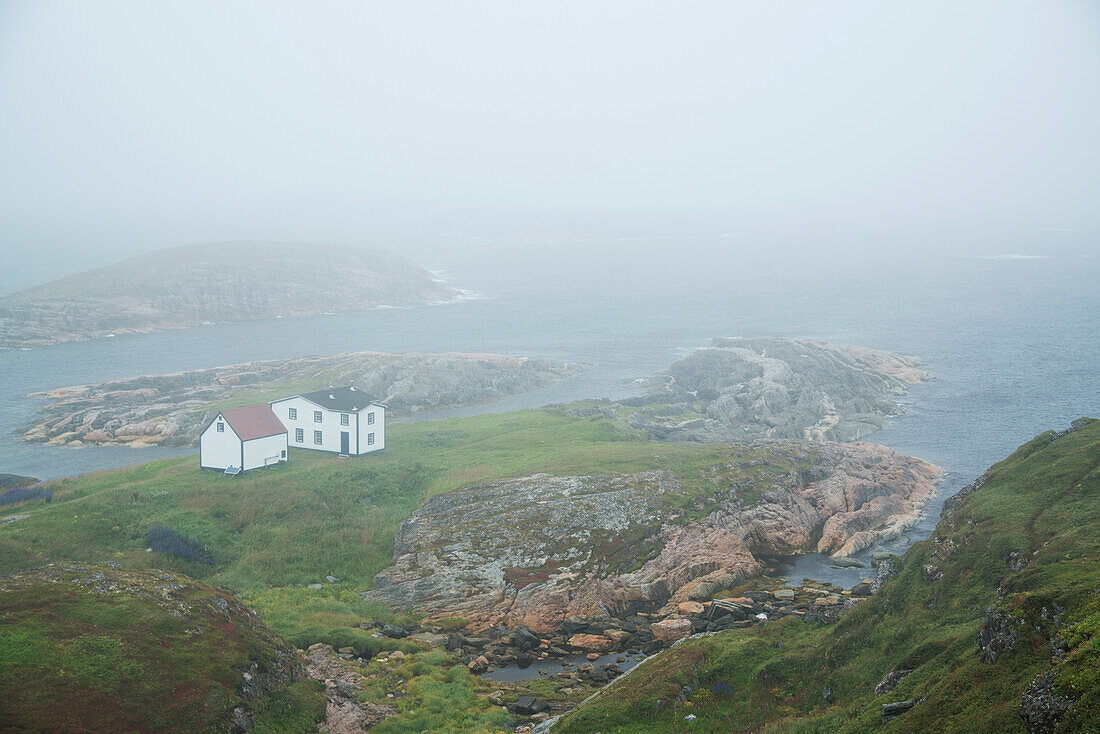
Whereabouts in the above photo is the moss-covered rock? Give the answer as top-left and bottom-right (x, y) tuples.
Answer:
(365, 440), (940, 633)
(0, 562), (322, 733)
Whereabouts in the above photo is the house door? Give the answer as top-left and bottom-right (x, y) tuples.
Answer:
(340, 431), (350, 454)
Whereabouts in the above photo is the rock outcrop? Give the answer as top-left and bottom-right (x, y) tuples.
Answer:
(0, 241), (456, 349)
(364, 440), (940, 632)
(302, 644), (397, 733)
(24, 351), (584, 447)
(569, 338), (930, 443)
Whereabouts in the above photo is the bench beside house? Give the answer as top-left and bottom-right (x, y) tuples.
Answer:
(270, 386), (385, 456)
(199, 404), (288, 474)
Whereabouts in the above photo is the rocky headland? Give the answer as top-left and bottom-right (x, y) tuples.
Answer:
(364, 440), (940, 634)
(23, 351), (585, 447)
(567, 337), (930, 443)
(549, 419), (1100, 733)
(0, 241), (456, 349)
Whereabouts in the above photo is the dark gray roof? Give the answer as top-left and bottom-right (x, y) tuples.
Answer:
(297, 386), (382, 412)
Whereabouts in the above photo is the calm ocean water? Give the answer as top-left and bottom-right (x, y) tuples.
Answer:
(2, 242), (1097, 579)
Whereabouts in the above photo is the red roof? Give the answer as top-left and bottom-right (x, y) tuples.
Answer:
(218, 404), (287, 441)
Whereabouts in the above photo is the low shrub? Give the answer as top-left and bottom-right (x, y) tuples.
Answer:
(0, 486), (52, 506)
(146, 525), (214, 564)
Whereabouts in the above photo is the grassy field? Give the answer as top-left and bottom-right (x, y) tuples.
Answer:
(553, 418), (1100, 733)
(0, 408), (748, 650)
(5, 410), (1095, 732)
(0, 407), (822, 732)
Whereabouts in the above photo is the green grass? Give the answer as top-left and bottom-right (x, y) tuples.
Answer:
(0, 564), (319, 733)
(0, 408), (756, 655)
(372, 654), (515, 734)
(251, 679), (328, 734)
(554, 418), (1100, 734)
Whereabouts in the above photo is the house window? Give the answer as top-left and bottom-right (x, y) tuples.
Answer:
(216, 422), (224, 432)
(314, 411), (323, 423)
(280, 450), (286, 458)
(295, 428), (303, 443)
(367, 432), (375, 446)
(340, 413), (349, 426)
(367, 412), (375, 425)
(288, 408), (297, 420)
(314, 430), (323, 445)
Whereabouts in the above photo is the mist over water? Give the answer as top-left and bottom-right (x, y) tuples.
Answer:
(1, 1), (1098, 594)
(3, 243), (1097, 530)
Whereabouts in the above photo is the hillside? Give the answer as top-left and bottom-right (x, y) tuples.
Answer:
(0, 562), (324, 733)
(551, 418), (1100, 733)
(0, 408), (930, 661)
(24, 351), (585, 446)
(0, 241), (456, 349)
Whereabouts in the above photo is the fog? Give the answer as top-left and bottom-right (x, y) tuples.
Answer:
(1, 1), (1098, 291)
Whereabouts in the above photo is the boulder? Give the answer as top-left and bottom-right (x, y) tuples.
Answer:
(650, 618), (693, 644)
(773, 588), (796, 601)
(677, 601), (705, 616)
(849, 581), (873, 597)
(381, 625), (408, 639)
(562, 616), (588, 635)
(512, 626), (541, 650)
(467, 655), (489, 674)
(513, 696), (550, 717)
(829, 557), (864, 569)
(408, 632), (449, 648)
(567, 633), (612, 652)
(604, 628), (632, 644)
(709, 598), (754, 620)
(708, 616), (753, 632)
(881, 700), (917, 724)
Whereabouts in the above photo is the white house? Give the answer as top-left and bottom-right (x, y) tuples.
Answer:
(199, 404), (288, 473)
(270, 386), (385, 456)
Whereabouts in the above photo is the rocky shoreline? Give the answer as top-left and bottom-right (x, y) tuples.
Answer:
(349, 572), (894, 731)
(364, 440), (941, 633)
(566, 337), (931, 444)
(23, 352), (585, 447)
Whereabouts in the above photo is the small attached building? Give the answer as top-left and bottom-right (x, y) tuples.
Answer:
(199, 404), (288, 473)
(270, 386), (385, 456)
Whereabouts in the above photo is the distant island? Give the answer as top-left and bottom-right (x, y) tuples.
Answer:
(0, 241), (457, 349)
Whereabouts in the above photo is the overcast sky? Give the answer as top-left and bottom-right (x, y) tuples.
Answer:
(1, 1), (1098, 286)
